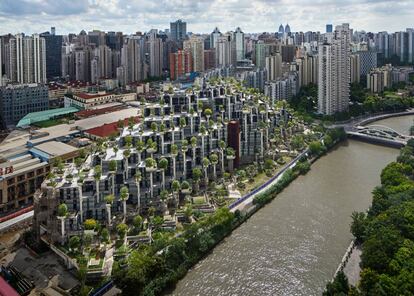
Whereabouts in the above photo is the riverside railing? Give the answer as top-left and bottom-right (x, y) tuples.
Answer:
(228, 150), (308, 210)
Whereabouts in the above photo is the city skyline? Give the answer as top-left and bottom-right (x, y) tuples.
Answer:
(1, 0), (414, 35)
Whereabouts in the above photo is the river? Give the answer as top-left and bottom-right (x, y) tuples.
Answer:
(171, 116), (412, 296)
(370, 114), (414, 135)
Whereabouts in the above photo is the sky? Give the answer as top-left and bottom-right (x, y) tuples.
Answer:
(0, 0), (413, 35)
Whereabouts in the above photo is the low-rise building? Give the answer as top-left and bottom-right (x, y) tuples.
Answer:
(0, 141), (79, 215)
(64, 91), (137, 110)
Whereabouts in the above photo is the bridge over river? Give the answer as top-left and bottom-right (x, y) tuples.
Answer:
(332, 109), (414, 148)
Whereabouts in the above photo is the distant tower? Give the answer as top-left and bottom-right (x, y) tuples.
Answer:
(278, 24), (284, 35)
(285, 24), (291, 34)
(170, 19), (187, 43)
(210, 27), (222, 49)
(234, 27), (245, 61)
(326, 24), (333, 33)
(51, 27), (56, 35)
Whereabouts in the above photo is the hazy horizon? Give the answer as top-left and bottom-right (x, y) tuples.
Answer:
(0, 0), (413, 35)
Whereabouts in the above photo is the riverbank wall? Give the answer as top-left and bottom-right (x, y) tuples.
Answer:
(333, 240), (356, 278)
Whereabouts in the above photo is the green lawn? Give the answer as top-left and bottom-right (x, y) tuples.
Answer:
(33, 118), (64, 128)
(240, 156), (291, 195)
(87, 258), (104, 270)
(33, 114), (75, 128)
(192, 196), (206, 204)
(240, 172), (270, 195)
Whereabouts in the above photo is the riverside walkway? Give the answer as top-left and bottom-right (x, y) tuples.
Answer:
(228, 149), (308, 213)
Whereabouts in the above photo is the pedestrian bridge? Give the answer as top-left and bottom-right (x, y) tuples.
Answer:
(347, 124), (411, 148)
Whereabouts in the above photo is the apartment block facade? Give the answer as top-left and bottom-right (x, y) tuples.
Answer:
(318, 24), (351, 115)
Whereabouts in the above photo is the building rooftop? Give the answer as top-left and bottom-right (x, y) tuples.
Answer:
(16, 107), (79, 128)
(0, 151), (47, 179)
(66, 80), (95, 88)
(75, 92), (108, 100)
(75, 104), (124, 119)
(48, 82), (67, 90)
(31, 141), (78, 159)
(0, 107), (141, 154)
(85, 117), (139, 138)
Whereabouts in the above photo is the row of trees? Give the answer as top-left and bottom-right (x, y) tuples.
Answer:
(325, 138), (414, 295)
(253, 128), (346, 207)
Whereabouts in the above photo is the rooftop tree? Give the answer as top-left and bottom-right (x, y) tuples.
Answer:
(120, 186), (129, 221)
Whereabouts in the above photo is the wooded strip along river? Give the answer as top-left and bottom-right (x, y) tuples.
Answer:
(171, 116), (414, 296)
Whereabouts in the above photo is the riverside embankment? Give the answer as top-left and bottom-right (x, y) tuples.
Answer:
(171, 139), (399, 296)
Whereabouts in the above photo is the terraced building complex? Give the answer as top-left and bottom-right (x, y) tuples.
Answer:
(34, 80), (295, 245)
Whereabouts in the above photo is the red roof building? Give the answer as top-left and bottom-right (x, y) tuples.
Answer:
(0, 276), (19, 296)
(85, 117), (139, 138)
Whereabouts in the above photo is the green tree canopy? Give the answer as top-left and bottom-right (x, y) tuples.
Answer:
(84, 219), (98, 230)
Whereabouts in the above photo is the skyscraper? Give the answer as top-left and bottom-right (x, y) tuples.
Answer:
(278, 24), (285, 36)
(326, 24), (333, 33)
(350, 54), (361, 83)
(0, 38), (3, 86)
(8, 33), (47, 84)
(216, 34), (236, 67)
(210, 27), (222, 49)
(170, 20), (187, 43)
(281, 44), (296, 62)
(255, 41), (278, 69)
(169, 50), (192, 80)
(147, 30), (164, 78)
(407, 28), (414, 63)
(74, 47), (90, 82)
(91, 45), (113, 83)
(285, 24), (291, 34)
(204, 49), (216, 70)
(318, 24), (351, 115)
(40, 29), (63, 79)
(234, 27), (245, 62)
(183, 36), (204, 72)
(88, 30), (106, 47)
(296, 54), (318, 87)
(396, 31), (409, 63)
(121, 37), (144, 84)
(265, 54), (282, 81)
(106, 32), (124, 51)
(375, 31), (390, 59)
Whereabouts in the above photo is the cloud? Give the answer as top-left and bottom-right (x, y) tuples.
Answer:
(0, 0), (413, 35)
(0, 0), (88, 16)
